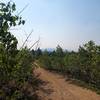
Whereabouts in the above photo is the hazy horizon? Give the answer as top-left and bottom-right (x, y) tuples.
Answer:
(5, 0), (100, 51)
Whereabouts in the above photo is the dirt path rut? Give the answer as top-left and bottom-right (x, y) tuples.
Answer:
(35, 68), (100, 100)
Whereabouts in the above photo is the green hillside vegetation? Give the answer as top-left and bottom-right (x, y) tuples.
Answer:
(0, 2), (38, 99)
(34, 41), (100, 93)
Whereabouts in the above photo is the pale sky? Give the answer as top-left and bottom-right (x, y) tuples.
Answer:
(4, 0), (100, 50)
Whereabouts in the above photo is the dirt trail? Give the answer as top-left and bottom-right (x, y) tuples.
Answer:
(35, 68), (100, 100)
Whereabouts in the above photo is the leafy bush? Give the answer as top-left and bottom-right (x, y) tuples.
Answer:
(0, 1), (38, 99)
(38, 41), (100, 91)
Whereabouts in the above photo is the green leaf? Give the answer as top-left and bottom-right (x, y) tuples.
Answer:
(12, 3), (16, 11)
(22, 20), (25, 25)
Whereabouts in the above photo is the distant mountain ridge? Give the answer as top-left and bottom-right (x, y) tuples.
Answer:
(41, 48), (55, 52)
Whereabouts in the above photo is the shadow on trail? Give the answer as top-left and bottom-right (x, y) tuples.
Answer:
(37, 77), (54, 100)
(38, 79), (54, 94)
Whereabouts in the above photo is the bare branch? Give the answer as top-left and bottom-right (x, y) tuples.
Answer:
(35, 36), (40, 50)
(20, 29), (33, 49)
(29, 37), (40, 50)
(17, 4), (29, 16)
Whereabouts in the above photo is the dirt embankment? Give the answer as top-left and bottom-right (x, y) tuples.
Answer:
(35, 68), (100, 100)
